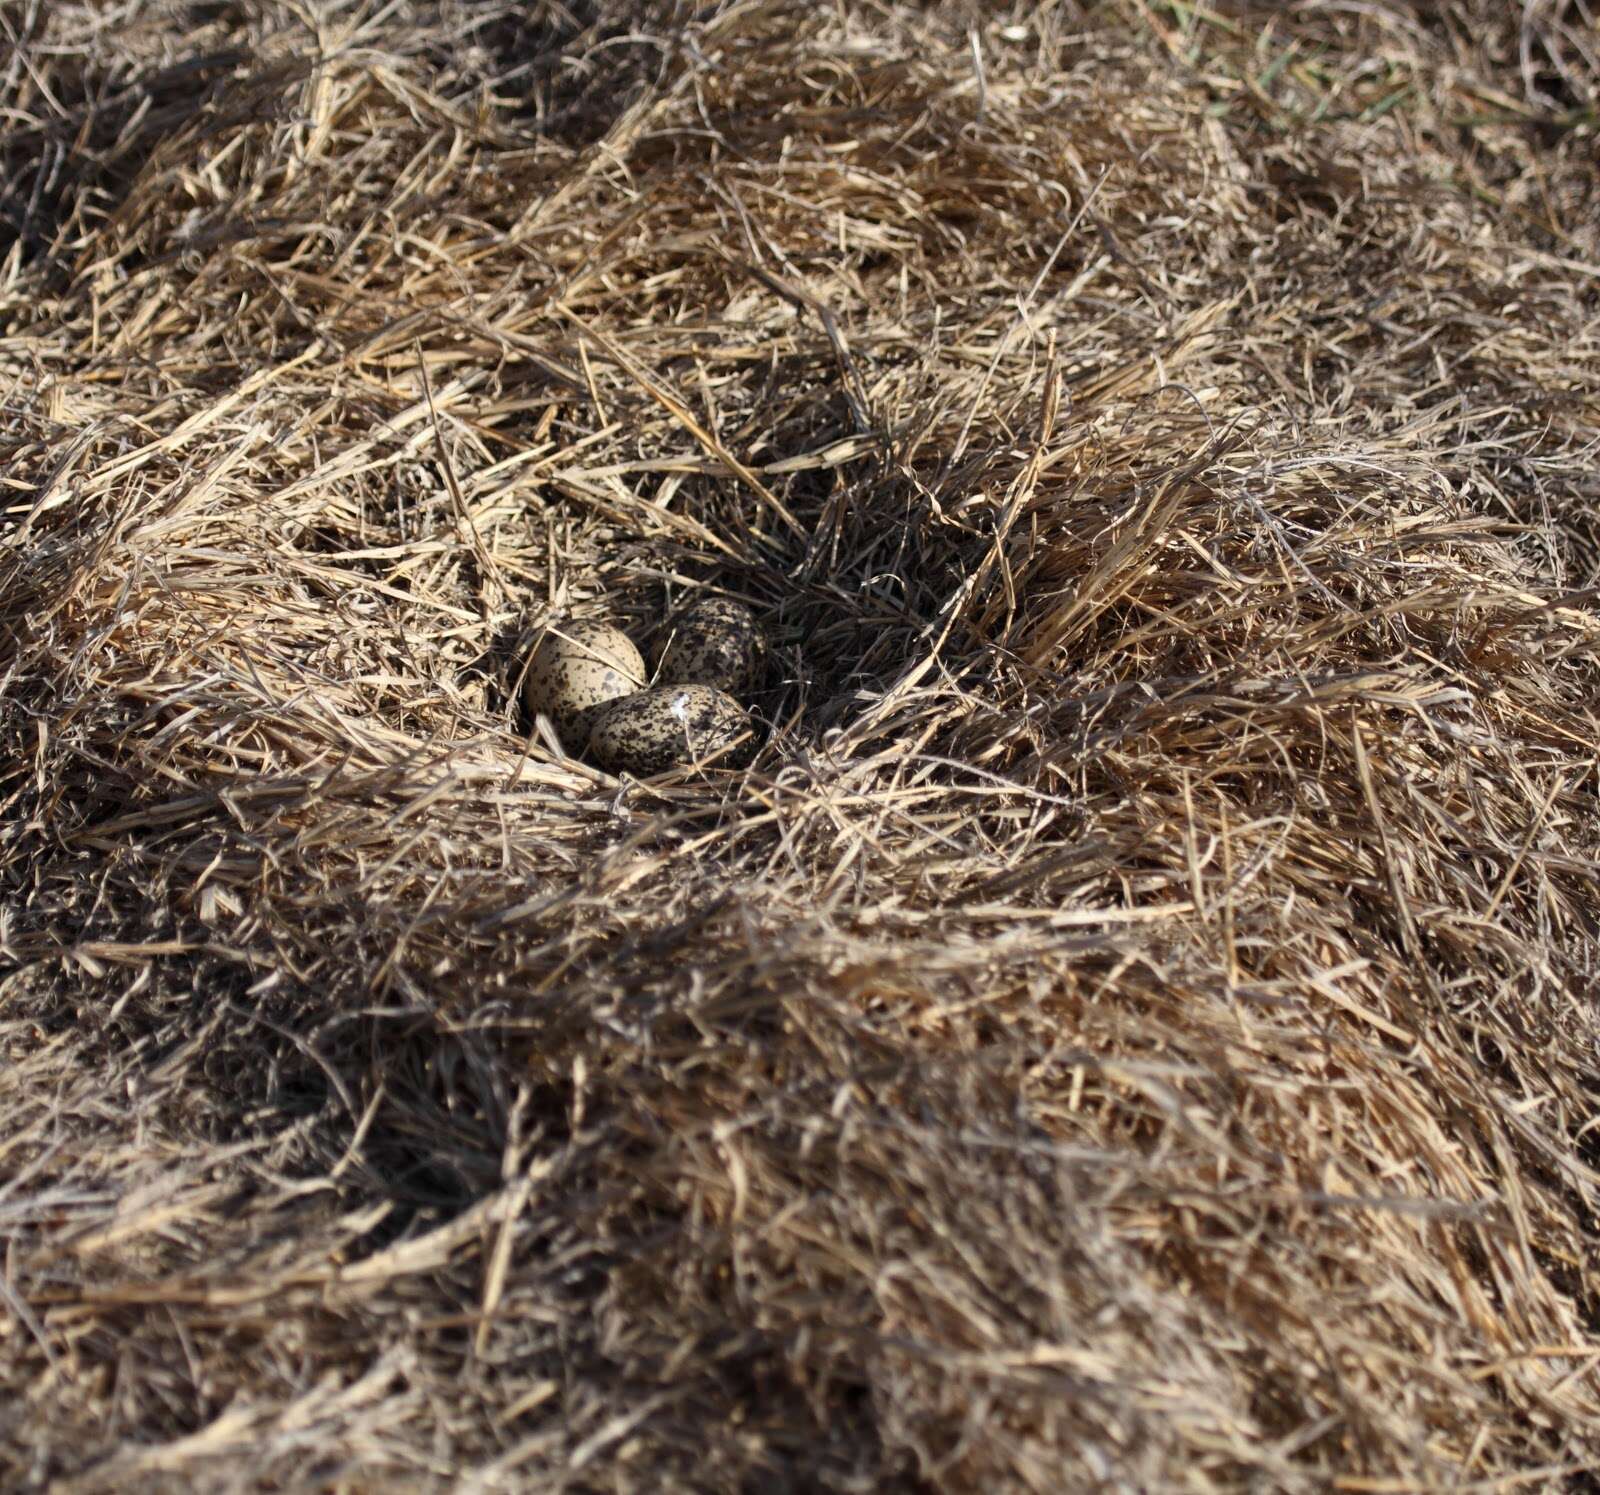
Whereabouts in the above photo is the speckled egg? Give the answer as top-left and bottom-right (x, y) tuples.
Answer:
(588, 684), (754, 775)
(522, 620), (645, 750)
(655, 596), (765, 696)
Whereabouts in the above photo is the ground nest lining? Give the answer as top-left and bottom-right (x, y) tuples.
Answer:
(2, 0), (1599, 1489)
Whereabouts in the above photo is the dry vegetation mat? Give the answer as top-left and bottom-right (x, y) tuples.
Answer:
(3, 0), (1600, 1488)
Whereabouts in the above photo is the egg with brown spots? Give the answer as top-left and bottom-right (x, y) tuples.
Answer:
(522, 620), (645, 750)
(655, 596), (765, 696)
(588, 684), (754, 775)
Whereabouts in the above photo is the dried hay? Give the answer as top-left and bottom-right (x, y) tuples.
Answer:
(2, 0), (1599, 1488)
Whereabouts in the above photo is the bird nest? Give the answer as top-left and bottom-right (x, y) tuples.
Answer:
(2, 0), (1598, 1488)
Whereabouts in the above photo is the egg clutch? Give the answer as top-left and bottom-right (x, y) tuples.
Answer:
(522, 597), (764, 775)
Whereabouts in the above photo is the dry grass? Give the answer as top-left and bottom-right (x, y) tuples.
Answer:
(2, 0), (1599, 1488)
